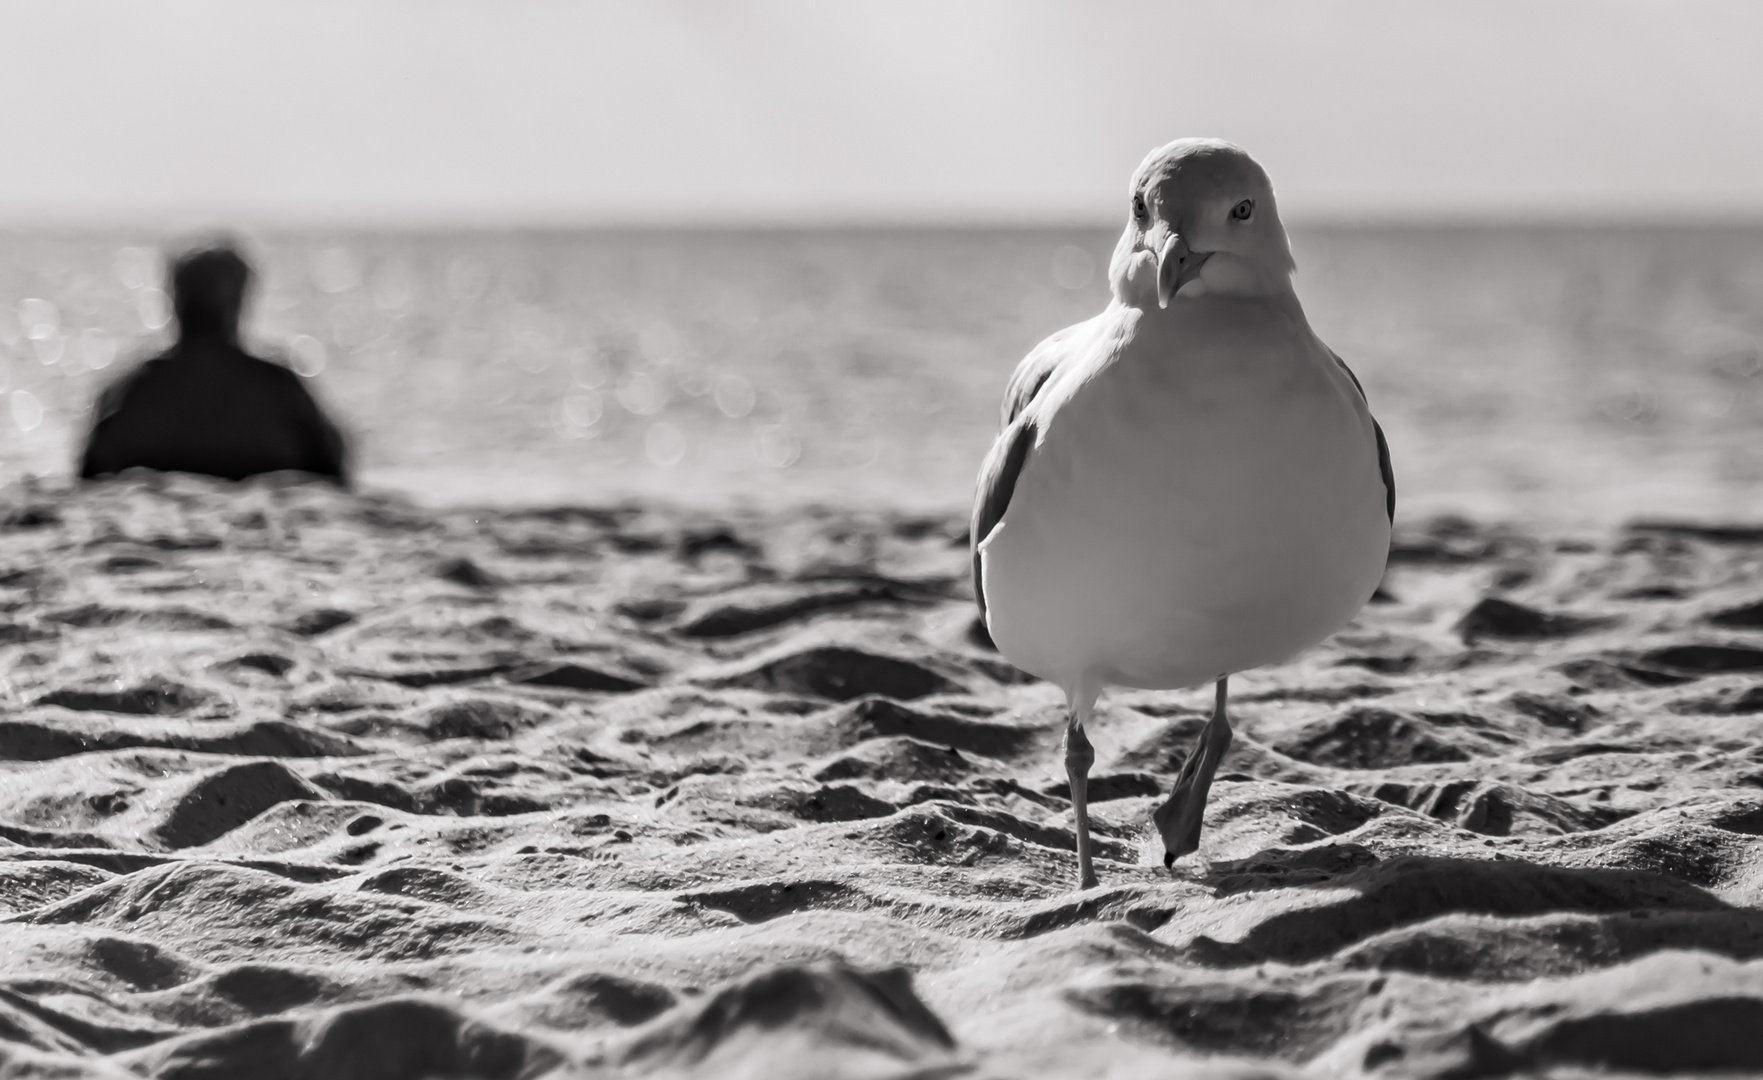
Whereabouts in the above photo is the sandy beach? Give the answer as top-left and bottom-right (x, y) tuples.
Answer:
(0, 472), (1761, 1077)
(2, 0), (1759, 1074)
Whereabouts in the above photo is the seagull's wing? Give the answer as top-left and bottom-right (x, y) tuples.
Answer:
(971, 414), (1037, 620)
(1329, 350), (1395, 525)
(999, 317), (1102, 426)
(972, 317), (1101, 618)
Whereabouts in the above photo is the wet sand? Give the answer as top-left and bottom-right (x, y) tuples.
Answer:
(4, 474), (1763, 1077)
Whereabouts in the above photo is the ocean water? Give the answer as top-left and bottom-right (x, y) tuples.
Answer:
(1, 225), (1759, 524)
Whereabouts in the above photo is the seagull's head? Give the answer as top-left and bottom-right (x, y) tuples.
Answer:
(1110, 138), (1297, 309)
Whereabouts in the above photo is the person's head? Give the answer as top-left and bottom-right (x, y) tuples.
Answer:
(169, 244), (252, 341)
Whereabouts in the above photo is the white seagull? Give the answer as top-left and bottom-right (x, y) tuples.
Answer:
(971, 139), (1393, 889)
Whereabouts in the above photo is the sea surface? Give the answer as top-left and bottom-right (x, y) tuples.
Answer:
(1, 225), (1759, 523)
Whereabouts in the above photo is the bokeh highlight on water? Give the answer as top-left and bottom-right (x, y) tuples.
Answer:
(0, 227), (1759, 522)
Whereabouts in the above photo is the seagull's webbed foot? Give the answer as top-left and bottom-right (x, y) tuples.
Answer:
(1152, 677), (1233, 868)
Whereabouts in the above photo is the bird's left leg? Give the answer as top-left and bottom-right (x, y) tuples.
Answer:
(1151, 676), (1234, 867)
(1064, 689), (1100, 890)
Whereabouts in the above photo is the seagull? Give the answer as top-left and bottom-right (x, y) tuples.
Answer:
(971, 139), (1393, 889)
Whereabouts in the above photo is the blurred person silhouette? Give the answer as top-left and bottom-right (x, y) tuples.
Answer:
(80, 243), (349, 485)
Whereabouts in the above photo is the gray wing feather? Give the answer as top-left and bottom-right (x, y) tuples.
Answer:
(1000, 323), (1083, 425)
(972, 321), (1091, 616)
(970, 414), (1038, 620)
(1329, 350), (1395, 525)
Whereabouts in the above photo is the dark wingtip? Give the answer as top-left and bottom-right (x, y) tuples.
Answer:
(1162, 851), (1176, 869)
(1329, 349), (1395, 526)
(970, 415), (1038, 622)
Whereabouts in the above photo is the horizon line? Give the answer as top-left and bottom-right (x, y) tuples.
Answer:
(2, 210), (1762, 235)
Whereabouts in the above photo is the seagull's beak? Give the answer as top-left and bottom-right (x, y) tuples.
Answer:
(1155, 233), (1210, 309)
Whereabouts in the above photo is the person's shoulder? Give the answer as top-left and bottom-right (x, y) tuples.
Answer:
(118, 346), (180, 378)
(92, 347), (175, 406)
(235, 348), (309, 386)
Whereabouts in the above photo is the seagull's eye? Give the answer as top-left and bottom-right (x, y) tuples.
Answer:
(1132, 195), (1147, 221)
(1231, 199), (1254, 221)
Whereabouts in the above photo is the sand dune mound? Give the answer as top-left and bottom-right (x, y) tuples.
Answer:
(146, 761), (330, 849)
(122, 996), (555, 1080)
(6, 479), (1763, 1075)
(707, 641), (972, 702)
(612, 963), (956, 1079)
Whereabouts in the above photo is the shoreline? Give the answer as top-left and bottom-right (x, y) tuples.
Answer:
(9, 466), (1763, 533)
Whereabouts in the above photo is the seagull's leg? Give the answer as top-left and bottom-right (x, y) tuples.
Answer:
(1063, 690), (1100, 890)
(1152, 676), (1234, 867)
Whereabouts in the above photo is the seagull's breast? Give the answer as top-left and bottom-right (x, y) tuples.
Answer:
(981, 299), (1390, 691)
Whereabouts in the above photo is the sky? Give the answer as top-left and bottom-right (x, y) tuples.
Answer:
(0, 0), (1759, 226)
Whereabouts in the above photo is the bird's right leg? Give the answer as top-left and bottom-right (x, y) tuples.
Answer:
(1151, 676), (1234, 867)
(1063, 705), (1099, 890)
